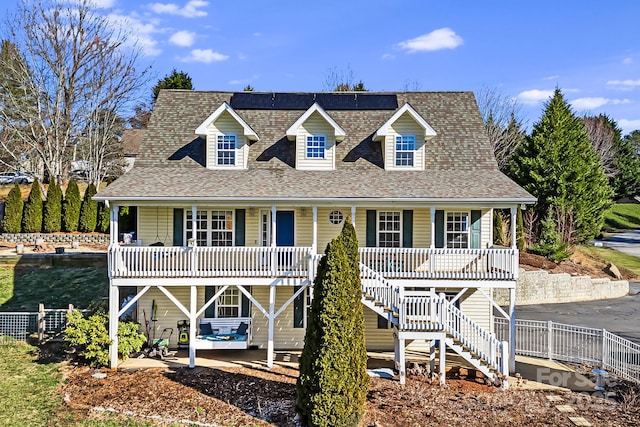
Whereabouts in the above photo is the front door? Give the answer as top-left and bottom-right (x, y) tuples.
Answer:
(275, 211), (295, 246)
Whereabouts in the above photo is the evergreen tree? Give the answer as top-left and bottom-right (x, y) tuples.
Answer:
(493, 210), (504, 246)
(516, 207), (525, 252)
(529, 208), (569, 262)
(96, 202), (110, 233)
(63, 180), (82, 232)
(21, 179), (43, 232)
(1, 183), (23, 233)
(510, 88), (613, 243)
(152, 68), (194, 101)
(297, 218), (369, 427)
(613, 130), (640, 199)
(42, 179), (62, 232)
(78, 183), (98, 232)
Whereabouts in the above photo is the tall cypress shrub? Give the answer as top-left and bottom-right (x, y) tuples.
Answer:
(43, 179), (62, 232)
(78, 183), (98, 232)
(493, 210), (504, 246)
(516, 207), (525, 251)
(63, 180), (81, 232)
(2, 183), (23, 233)
(297, 217), (369, 427)
(96, 202), (110, 233)
(22, 179), (43, 233)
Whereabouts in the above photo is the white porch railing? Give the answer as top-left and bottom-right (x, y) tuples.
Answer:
(358, 247), (518, 280)
(109, 245), (518, 281)
(109, 245), (313, 278)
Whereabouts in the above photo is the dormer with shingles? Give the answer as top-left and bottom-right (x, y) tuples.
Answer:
(195, 102), (259, 170)
(286, 102), (346, 171)
(373, 103), (437, 171)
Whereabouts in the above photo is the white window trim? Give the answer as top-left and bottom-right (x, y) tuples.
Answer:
(303, 287), (312, 328)
(376, 211), (402, 248)
(445, 210), (470, 249)
(216, 287), (241, 318)
(394, 134), (416, 168)
(215, 133), (238, 167)
(185, 209), (235, 247)
(305, 134), (327, 159)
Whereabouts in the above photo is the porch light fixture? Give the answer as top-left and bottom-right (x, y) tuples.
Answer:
(249, 207), (255, 217)
(301, 207), (307, 217)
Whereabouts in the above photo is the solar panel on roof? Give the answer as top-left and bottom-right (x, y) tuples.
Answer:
(229, 92), (398, 110)
(230, 93), (273, 109)
(273, 93), (314, 109)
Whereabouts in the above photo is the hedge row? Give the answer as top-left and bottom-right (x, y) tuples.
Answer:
(1, 180), (109, 234)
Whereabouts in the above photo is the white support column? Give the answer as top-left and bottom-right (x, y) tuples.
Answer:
(439, 336), (446, 385)
(191, 205), (198, 245)
(510, 207), (517, 249)
(509, 287), (516, 372)
(189, 285), (197, 368)
(397, 337), (406, 385)
(429, 340), (436, 375)
(109, 204), (119, 244)
(312, 206), (318, 254)
(351, 206), (356, 227)
(271, 206), (277, 247)
(267, 283), (276, 368)
(108, 284), (119, 369)
(430, 207), (436, 248)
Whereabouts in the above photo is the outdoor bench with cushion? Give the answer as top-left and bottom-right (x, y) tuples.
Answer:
(193, 317), (252, 350)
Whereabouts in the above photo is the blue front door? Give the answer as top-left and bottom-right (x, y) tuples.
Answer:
(276, 211), (295, 246)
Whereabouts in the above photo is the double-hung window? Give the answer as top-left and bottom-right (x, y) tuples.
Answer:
(306, 135), (326, 159)
(446, 211), (469, 248)
(217, 134), (236, 166)
(395, 135), (415, 167)
(186, 210), (233, 246)
(217, 287), (240, 318)
(378, 211), (401, 247)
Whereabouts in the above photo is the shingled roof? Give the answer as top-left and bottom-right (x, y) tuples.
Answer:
(96, 90), (534, 204)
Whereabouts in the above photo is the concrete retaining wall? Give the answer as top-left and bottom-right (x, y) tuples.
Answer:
(0, 233), (109, 246)
(495, 269), (629, 306)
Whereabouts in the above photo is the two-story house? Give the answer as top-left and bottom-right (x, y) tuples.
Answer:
(95, 91), (535, 386)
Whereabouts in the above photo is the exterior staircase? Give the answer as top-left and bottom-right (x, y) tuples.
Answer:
(360, 263), (509, 384)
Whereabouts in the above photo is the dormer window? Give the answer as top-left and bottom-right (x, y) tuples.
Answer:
(395, 135), (415, 167)
(306, 135), (326, 159)
(217, 134), (237, 166)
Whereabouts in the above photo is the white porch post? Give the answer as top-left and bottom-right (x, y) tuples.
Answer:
(312, 206), (318, 254)
(108, 284), (119, 369)
(189, 285), (197, 368)
(396, 335), (406, 385)
(191, 206), (198, 244)
(510, 207), (517, 248)
(271, 206), (277, 276)
(430, 207), (436, 248)
(509, 287), (516, 372)
(439, 335), (446, 385)
(267, 284), (276, 368)
(109, 204), (119, 244)
(351, 206), (356, 227)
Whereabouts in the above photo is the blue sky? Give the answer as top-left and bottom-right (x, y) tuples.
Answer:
(3, 0), (640, 134)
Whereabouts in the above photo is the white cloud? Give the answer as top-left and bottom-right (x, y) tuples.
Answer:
(619, 119), (640, 134)
(571, 97), (631, 110)
(169, 30), (196, 47)
(106, 13), (162, 56)
(178, 48), (228, 63)
(542, 75), (559, 81)
(381, 53), (395, 60)
(148, 0), (208, 18)
(397, 28), (463, 53)
(623, 57), (633, 65)
(252, 32), (262, 37)
(516, 89), (554, 105)
(228, 79), (243, 85)
(607, 79), (640, 87)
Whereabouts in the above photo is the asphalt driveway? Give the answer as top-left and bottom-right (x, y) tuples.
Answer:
(597, 230), (640, 257)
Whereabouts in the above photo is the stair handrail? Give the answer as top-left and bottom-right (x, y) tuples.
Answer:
(359, 263), (400, 318)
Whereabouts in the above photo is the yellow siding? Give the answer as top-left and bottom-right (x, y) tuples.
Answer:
(296, 112), (335, 171)
(206, 111), (248, 169)
(363, 308), (395, 350)
(251, 286), (306, 349)
(481, 209), (492, 248)
(385, 113), (425, 171)
(316, 207), (349, 250)
(413, 208), (431, 247)
(458, 289), (492, 331)
(137, 286), (192, 348)
(137, 206), (173, 246)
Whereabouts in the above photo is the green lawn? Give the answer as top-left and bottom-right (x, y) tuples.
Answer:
(603, 203), (640, 232)
(0, 266), (108, 311)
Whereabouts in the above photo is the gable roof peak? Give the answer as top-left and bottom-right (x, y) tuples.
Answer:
(195, 101), (259, 141)
(373, 102), (437, 142)
(285, 102), (346, 141)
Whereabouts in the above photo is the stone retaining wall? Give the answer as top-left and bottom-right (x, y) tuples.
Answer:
(494, 269), (629, 306)
(0, 233), (109, 246)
